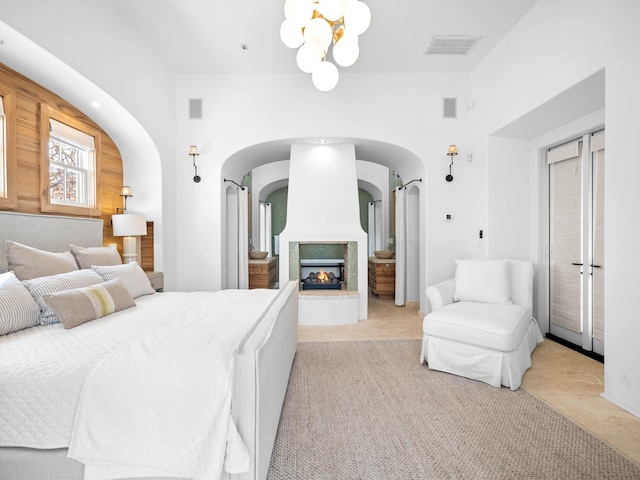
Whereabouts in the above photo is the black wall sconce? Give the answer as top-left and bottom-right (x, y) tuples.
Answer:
(189, 145), (201, 183)
(446, 144), (458, 182)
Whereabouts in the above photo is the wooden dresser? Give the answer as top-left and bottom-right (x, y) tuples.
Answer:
(249, 257), (277, 289)
(368, 257), (396, 297)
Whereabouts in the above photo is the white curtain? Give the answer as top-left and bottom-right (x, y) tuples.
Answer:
(238, 187), (249, 289)
(375, 201), (383, 251)
(395, 187), (406, 306)
(367, 202), (376, 257)
(259, 202), (272, 256)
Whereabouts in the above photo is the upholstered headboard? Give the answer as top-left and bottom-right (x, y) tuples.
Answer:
(0, 212), (103, 271)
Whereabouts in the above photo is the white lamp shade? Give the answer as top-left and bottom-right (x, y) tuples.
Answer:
(304, 17), (333, 52)
(333, 36), (359, 67)
(112, 214), (147, 237)
(280, 19), (304, 48)
(296, 44), (323, 73)
(318, 0), (349, 21)
(344, 1), (371, 36)
(312, 61), (339, 91)
(284, 0), (314, 27)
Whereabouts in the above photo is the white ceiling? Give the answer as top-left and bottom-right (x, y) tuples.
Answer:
(113, 0), (538, 74)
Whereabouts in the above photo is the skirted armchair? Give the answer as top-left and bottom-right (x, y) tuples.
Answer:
(420, 259), (543, 390)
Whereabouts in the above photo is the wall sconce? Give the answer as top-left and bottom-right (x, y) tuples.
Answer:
(446, 145), (458, 182)
(117, 186), (133, 213)
(112, 213), (147, 264)
(189, 145), (201, 183)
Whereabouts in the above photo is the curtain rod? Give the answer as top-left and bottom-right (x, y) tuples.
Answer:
(399, 178), (422, 190)
(224, 178), (245, 190)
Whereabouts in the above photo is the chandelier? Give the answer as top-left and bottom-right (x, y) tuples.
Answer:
(280, 0), (371, 92)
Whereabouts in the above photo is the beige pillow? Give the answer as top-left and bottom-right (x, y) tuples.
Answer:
(92, 262), (155, 298)
(42, 278), (136, 329)
(6, 240), (78, 281)
(22, 269), (106, 325)
(70, 244), (122, 269)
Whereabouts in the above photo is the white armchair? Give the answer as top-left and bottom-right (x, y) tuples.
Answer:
(420, 259), (543, 390)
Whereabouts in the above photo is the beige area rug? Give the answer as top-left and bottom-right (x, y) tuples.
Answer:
(267, 340), (640, 480)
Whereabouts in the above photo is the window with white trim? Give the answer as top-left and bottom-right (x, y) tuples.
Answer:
(48, 119), (96, 208)
(40, 104), (101, 216)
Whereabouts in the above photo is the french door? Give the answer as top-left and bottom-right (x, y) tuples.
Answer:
(548, 129), (605, 356)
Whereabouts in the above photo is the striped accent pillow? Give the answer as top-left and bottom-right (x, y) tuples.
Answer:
(42, 278), (136, 329)
(22, 270), (105, 325)
(0, 271), (41, 336)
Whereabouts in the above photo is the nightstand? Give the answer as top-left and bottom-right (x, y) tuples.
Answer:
(146, 271), (164, 292)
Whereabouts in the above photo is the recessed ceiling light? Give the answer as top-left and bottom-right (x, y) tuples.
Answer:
(89, 100), (102, 108)
(318, 139), (327, 144)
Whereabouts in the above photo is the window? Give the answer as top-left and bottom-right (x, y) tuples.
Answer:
(0, 85), (16, 209)
(40, 104), (101, 215)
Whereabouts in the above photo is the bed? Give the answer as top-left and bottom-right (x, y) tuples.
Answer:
(0, 212), (298, 480)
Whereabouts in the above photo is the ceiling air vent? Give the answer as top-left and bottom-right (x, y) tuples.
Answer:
(424, 36), (479, 55)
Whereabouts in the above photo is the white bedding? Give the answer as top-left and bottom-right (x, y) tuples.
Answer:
(0, 289), (279, 479)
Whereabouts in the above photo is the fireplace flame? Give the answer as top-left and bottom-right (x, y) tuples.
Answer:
(317, 271), (329, 283)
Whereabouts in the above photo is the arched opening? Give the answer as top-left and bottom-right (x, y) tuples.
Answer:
(220, 138), (428, 315)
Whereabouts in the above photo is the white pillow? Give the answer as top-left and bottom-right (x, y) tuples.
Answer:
(92, 262), (155, 298)
(453, 259), (512, 304)
(0, 271), (41, 335)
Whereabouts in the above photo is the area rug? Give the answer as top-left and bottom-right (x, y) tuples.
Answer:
(267, 340), (640, 480)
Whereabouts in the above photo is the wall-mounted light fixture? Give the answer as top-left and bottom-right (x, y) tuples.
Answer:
(117, 186), (133, 213)
(189, 145), (201, 183)
(446, 144), (458, 182)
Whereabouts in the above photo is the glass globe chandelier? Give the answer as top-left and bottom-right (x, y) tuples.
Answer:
(280, 0), (371, 92)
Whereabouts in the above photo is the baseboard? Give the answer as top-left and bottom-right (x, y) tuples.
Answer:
(545, 333), (604, 363)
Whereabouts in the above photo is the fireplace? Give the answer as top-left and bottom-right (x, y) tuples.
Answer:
(277, 143), (368, 324)
(300, 257), (344, 290)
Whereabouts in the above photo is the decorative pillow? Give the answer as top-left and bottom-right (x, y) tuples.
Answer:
(92, 262), (155, 298)
(0, 271), (41, 335)
(70, 244), (122, 269)
(42, 278), (136, 329)
(22, 269), (105, 325)
(6, 240), (78, 281)
(453, 259), (512, 304)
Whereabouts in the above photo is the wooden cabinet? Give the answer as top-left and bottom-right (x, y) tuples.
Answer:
(249, 257), (277, 289)
(368, 258), (395, 297)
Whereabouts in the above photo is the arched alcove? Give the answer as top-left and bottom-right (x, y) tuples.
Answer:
(220, 137), (429, 315)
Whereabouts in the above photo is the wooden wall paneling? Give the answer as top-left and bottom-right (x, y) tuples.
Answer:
(141, 222), (154, 272)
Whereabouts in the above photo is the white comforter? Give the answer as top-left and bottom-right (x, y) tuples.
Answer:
(0, 289), (279, 480)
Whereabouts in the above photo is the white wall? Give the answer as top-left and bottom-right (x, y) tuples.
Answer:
(470, 0), (640, 416)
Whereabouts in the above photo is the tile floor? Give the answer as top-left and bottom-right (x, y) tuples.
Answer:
(298, 293), (640, 466)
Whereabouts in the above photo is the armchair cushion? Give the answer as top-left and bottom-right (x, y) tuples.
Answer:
(453, 259), (511, 304)
(423, 302), (532, 352)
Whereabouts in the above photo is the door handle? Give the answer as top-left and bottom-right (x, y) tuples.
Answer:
(591, 264), (601, 268)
